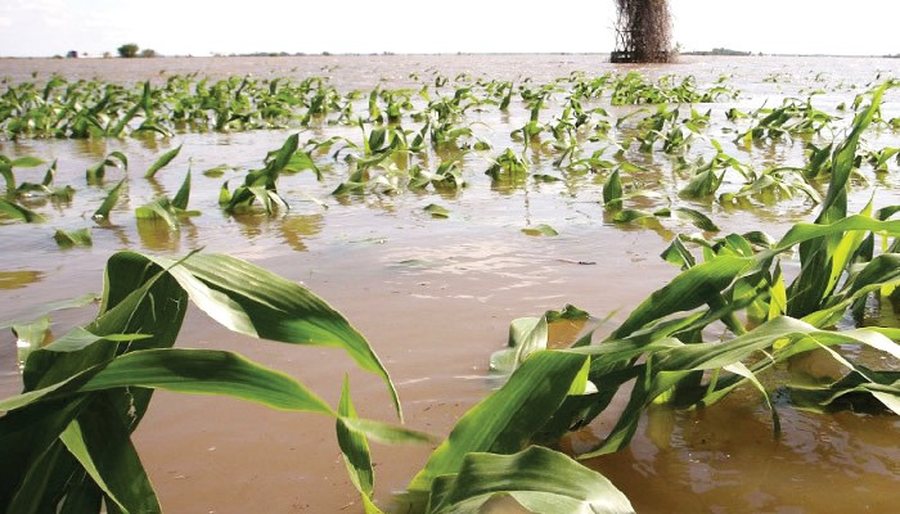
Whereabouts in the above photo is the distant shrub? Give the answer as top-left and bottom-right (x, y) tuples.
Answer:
(117, 43), (139, 58)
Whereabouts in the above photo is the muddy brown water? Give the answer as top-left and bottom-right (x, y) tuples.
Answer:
(1, 55), (899, 512)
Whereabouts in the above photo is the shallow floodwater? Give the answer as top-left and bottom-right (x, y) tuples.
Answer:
(1, 55), (899, 513)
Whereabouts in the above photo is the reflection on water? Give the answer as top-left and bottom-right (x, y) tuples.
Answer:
(279, 213), (323, 252)
(584, 394), (900, 512)
(73, 138), (108, 159)
(145, 177), (169, 198)
(136, 218), (181, 252)
(0, 270), (44, 290)
(232, 212), (267, 239)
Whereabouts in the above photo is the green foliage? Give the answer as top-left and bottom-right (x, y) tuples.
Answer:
(143, 144), (182, 178)
(423, 203), (450, 218)
(53, 228), (92, 248)
(408, 351), (590, 492)
(136, 170), (198, 229)
(0, 198), (44, 222)
(92, 179), (125, 220)
(85, 152), (127, 185)
(611, 72), (737, 105)
(426, 447), (634, 514)
(222, 134), (301, 214)
(736, 95), (834, 144)
(391, 83), (900, 512)
(2, 68), (900, 513)
(485, 148), (528, 186)
(1, 154), (44, 196)
(116, 44), (139, 58)
(521, 224), (559, 236)
(0, 250), (407, 512)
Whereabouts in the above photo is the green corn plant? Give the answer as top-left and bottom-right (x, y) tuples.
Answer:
(863, 145), (900, 173)
(408, 159), (466, 192)
(0, 198), (45, 223)
(1, 154), (45, 196)
(53, 228), (92, 248)
(143, 144), (182, 178)
(485, 148), (529, 188)
(330, 121), (414, 196)
(0, 155), (49, 222)
(106, 81), (151, 138)
(736, 94), (834, 144)
(719, 166), (821, 207)
(85, 152), (128, 185)
(349, 83), (900, 514)
(468, 83), (899, 462)
(220, 133), (308, 214)
(92, 179), (126, 221)
(678, 140), (751, 200)
(135, 169), (198, 229)
(511, 92), (549, 147)
(611, 72), (737, 105)
(13, 160), (75, 202)
(0, 249), (417, 513)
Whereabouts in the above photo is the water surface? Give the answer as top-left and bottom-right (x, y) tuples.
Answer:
(1, 54), (898, 513)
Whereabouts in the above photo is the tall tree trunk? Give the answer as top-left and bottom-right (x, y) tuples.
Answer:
(612, 0), (672, 63)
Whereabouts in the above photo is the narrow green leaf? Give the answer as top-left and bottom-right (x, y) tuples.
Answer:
(12, 316), (50, 367)
(92, 179), (125, 220)
(80, 348), (335, 414)
(146, 252), (402, 419)
(336, 377), (381, 513)
(424, 203), (450, 219)
(521, 224), (559, 237)
(338, 417), (436, 445)
(135, 197), (179, 229)
(0, 198), (44, 223)
(427, 447), (634, 514)
(59, 421), (129, 513)
(144, 144), (182, 178)
(172, 169), (191, 211)
(612, 255), (754, 339)
(11, 156), (45, 168)
(603, 169), (623, 210)
(60, 399), (161, 513)
(53, 228), (92, 248)
(674, 207), (720, 232)
(408, 351), (588, 492)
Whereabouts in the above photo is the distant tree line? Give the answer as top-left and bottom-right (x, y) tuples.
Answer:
(682, 47), (752, 56)
(117, 43), (157, 58)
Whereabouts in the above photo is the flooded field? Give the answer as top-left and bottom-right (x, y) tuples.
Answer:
(1, 54), (899, 512)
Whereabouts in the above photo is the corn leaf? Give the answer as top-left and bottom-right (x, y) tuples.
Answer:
(336, 377), (383, 514)
(408, 351), (588, 492)
(427, 446), (634, 514)
(144, 144), (182, 178)
(92, 179), (125, 220)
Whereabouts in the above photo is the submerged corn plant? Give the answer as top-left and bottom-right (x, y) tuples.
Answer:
(1, 72), (743, 142)
(357, 82), (900, 513)
(219, 133), (318, 214)
(0, 252), (637, 513)
(0, 250), (425, 513)
(0, 154), (48, 223)
(736, 94), (834, 144)
(135, 169), (198, 229)
(3, 63), (899, 512)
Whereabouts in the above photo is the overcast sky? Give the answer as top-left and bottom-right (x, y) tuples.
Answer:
(0, 0), (897, 57)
